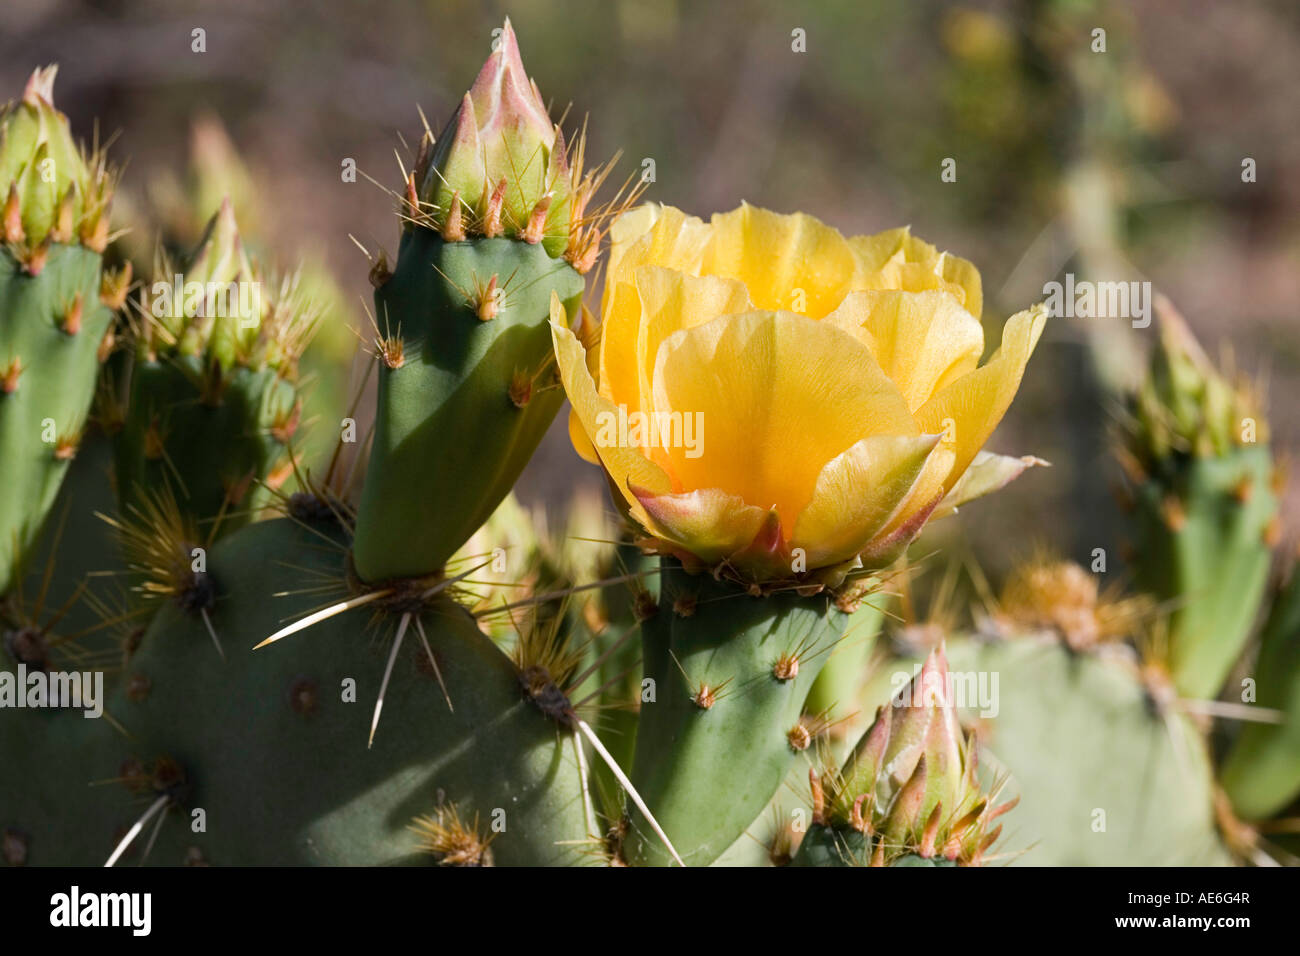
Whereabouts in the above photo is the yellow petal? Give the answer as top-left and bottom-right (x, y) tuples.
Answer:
(791, 433), (944, 568)
(898, 234), (983, 319)
(931, 451), (1049, 520)
(702, 203), (857, 317)
(631, 486), (772, 567)
(549, 293), (673, 523)
(825, 290), (985, 412)
(567, 407), (599, 464)
(869, 442), (956, 547)
(598, 205), (711, 410)
(849, 230), (984, 318)
(914, 304), (1049, 494)
(857, 261), (967, 303)
(848, 227), (912, 276)
(935, 250), (983, 320)
(651, 310), (919, 533)
(635, 265), (752, 418)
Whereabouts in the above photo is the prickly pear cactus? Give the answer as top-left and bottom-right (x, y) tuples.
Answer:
(1117, 297), (1278, 701)
(351, 20), (605, 583)
(92, 509), (599, 866)
(792, 645), (1015, 866)
(0, 66), (121, 595)
(115, 200), (317, 539)
(865, 559), (1231, 866)
(619, 558), (850, 866)
(1221, 555), (1300, 821)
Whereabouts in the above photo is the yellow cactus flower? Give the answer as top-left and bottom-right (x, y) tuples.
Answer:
(550, 202), (1047, 586)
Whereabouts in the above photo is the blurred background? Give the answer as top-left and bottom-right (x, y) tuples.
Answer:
(3, 0), (1296, 591)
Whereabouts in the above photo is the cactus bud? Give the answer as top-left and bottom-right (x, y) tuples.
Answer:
(419, 19), (573, 255)
(794, 643), (1003, 867)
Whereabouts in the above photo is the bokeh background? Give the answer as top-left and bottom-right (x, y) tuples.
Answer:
(3, 0), (1296, 592)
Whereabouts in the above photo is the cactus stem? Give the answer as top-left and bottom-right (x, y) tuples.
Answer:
(104, 794), (170, 868)
(572, 717), (684, 866)
(368, 611), (411, 748)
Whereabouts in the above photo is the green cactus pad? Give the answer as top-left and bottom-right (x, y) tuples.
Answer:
(1130, 447), (1276, 700)
(0, 243), (113, 595)
(0, 697), (122, 866)
(871, 635), (1230, 865)
(352, 233), (582, 582)
(1221, 564), (1300, 820)
(115, 202), (315, 539)
(82, 515), (597, 865)
(114, 357), (299, 534)
(621, 558), (848, 866)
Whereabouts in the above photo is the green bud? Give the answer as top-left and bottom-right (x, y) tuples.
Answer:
(0, 66), (113, 247)
(416, 19), (574, 256)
